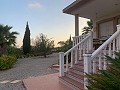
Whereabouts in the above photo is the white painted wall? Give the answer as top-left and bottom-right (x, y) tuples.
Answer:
(99, 21), (114, 39)
(118, 19), (120, 24)
(92, 13), (120, 39)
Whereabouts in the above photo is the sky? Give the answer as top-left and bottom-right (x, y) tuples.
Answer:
(0, 0), (89, 47)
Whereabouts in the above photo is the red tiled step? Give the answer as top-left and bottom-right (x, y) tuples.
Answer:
(77, 60), (83, 62)
(74, 63), (84, 69)
(60, 76), (84, 90)
(74, 63), (83, 66)
(70, 67), (84, 72)
(65, 71), (84, 80)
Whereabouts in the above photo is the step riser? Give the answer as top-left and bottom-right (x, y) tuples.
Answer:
(59, 78), (81, 90)
(65, 73), (83, 83)
(77, 61), (83, 63)
(69, 69), (83, 75)
(73, 65), (83, 69)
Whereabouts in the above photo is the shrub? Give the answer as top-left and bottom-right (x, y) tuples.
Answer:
(0, 55), (17, 70)
(86, 52), (120, 90)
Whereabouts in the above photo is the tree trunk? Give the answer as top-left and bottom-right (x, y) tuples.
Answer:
(44, 51), (47, 58)
(0, 43), (8, 55)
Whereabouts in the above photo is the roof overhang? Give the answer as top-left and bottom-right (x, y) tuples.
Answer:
(63, 0), (120, 20)
(63, 0), (93, 14)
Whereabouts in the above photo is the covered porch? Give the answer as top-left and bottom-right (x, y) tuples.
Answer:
(58, 0), (120, 90)
(63, 0), (120, 47)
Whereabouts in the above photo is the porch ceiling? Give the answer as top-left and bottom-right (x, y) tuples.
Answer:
(63, 0), (120, 20)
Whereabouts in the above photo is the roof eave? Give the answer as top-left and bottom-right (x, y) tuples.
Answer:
(63, 0), (93, 15)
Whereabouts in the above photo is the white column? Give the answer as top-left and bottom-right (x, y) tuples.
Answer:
(75, 14), (79, 36)
(59, 52), (64, 77)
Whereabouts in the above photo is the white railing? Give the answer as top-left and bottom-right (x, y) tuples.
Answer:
(59, 31), (93, 76)
(84, 24), (120, 89)
(73, 33), (90, 46)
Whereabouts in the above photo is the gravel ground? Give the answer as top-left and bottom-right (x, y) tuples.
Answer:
(0, 53), (59, 90)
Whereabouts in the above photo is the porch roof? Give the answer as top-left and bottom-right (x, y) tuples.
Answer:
(63, 0), (120, 20)
(63, 0), (92, 14)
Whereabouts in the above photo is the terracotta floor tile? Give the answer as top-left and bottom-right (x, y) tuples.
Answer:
(23, 73), (72, 90)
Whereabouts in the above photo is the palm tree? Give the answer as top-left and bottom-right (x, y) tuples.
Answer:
(0, 24), (19, 55)
(82, 20), (93, 34)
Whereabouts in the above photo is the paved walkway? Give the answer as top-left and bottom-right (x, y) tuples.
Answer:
(0, 53), (59, 90)
(23, 73), (72, 90)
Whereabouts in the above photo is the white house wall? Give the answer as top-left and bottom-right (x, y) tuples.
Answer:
(118, 18), (120, 25)
(92, 12), (120, 39)
(99, 21), (114, 39)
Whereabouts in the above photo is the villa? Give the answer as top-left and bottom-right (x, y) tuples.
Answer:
(24, 0), (120, 90)
(59, 0), (120, 90)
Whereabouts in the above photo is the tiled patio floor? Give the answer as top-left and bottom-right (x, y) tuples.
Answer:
(23, 73), (72, 90)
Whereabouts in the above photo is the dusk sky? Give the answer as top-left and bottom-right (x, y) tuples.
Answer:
(0, 0), (88, 47)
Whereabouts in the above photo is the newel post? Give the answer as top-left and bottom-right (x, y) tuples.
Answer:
(89, 31), (93, 52)
(116, 24), (120, 51)
(59, 52), (64, 77)
(83, 54), (92, 89)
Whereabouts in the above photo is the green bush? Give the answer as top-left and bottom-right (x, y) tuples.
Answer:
(86, 52), (120, 90)
(0, 55), (17, 70)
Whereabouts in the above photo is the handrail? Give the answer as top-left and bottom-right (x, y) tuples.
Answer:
(64, 32), (92, 56)
(91, 30), (120, 59)
(73, 33), (89, 38)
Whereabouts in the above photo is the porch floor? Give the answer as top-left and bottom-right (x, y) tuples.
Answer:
(23, 73), (72, 90)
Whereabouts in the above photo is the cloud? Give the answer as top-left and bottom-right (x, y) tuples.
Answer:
(28, 2), (42, 9)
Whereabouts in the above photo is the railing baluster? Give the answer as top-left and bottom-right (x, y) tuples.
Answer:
(113, 39), (115, 58)
(108, 43), (112, 57)
(83, 42), (85, 54)
(79, 45), (82, 60)
(119, 34), (120, 50)
(75, 37), (77, 46)
(103, 48), (107, 70)
(75, 47), (78, 64)
(72, 37), (75, 46)
(66, 54), (68, 71)
(76, 37), (78, 45)
(93, 60), (96, 73)
(116, 36), (119, 52)
(79, 36), (82, 42)
(99, 53), (102, 70)
(87, 39), (89, 53)
(71, 50), (73, 67)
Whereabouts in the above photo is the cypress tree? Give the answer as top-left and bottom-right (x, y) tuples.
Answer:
(23, 22), (31, 55)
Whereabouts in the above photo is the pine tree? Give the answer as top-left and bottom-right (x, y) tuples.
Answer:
(23, 22), (31, 55)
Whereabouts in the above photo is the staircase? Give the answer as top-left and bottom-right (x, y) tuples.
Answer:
(59, 60), (84, 90)
(59, 31), (93, 90)
(60, 60), (84, 90)
(59, 24), (120, 90)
